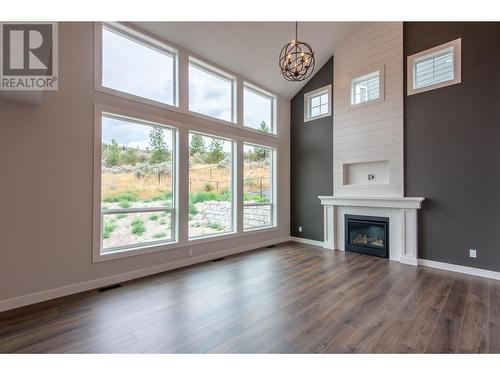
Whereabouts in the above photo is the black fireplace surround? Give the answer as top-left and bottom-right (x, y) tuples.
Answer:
(345, 214), (389, 258)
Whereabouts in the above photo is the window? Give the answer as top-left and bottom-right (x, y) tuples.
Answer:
(243, 83), (275, 133)
(351, 70), (381, 105)
(243, 143), (275, 230)
(304, 84), (332, 121)
(407, 38), (461, 95)
(98, 114), (176, 254)
(189, 59), (235, 122)
(101, 23), (177, 106)
(189, 132), (235, 239)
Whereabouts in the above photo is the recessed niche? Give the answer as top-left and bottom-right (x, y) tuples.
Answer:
(343, 160), (389, 186)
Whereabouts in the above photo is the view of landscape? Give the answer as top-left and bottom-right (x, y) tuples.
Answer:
(100, 116), (273, 252)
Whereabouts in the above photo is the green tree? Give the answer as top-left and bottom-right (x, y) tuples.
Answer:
(259, 121), (270, 133)
(206, 138), (225, 164)
(190, 134), (206, 156)
(121, 147), (140, 165)
(104, 139), (120, 167)
(149, 128), (170, 164)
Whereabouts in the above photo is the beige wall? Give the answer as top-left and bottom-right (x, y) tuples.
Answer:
(0, 22), (290, 307)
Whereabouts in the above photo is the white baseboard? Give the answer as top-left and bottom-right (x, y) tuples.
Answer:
(418, 258), (500, 281)
(0, 236), (290, 313)
(292, 238), (500, 281)
(289, 236), (325, 247)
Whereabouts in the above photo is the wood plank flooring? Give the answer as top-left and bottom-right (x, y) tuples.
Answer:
(1, 242), (499, 353)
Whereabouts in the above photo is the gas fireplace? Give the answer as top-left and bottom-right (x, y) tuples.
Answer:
(345, 214), (389, 258)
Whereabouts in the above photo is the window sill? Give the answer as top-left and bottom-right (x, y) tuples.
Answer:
(304, 113), (332, 122)
(93, 240), (182, 263)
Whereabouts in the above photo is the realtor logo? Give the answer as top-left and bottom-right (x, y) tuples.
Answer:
(0, 22), (58, 90)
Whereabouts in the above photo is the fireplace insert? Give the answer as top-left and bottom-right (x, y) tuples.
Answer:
(344, 214), (389, 258)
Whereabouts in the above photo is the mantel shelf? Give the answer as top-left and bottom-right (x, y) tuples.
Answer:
(318, 196), (425, 210)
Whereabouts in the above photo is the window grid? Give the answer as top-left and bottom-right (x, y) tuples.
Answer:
(351, 72), (380, 105)
(414, 49), (454, 89)
(304, 85), (332, 121)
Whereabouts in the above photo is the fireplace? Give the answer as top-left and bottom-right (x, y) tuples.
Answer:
(344, 214), (389, 258)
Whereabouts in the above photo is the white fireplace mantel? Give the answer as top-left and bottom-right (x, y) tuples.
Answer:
(318, 195), (425, 266)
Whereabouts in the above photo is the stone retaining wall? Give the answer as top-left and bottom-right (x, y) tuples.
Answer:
(194, 201), (271, 228)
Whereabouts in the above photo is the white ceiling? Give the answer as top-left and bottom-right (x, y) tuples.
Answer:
(133, 22), (363, 99)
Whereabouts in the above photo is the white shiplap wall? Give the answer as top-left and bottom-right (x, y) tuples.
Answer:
(333, 22), (404, 197)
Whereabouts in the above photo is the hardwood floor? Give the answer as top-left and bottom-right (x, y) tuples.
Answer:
(1, 242), (500, 353)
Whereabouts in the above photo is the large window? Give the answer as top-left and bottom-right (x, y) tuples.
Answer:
(101, 23), (177, 106)
(99, 114), (176, 254)
(304, 84), (331, 121)
(189, 59), (235, 122)
(407, 38), (461, 95)
(243, 83), (275, 133)
(189, 132), (235, 238)
(243, 143), (275, 230)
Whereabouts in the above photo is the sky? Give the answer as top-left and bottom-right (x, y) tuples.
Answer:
(102, 25), (272, 132)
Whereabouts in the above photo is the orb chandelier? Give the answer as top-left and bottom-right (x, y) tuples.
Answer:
(279, 22), (315, 82)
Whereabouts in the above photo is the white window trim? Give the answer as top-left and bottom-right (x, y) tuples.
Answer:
(188, 57), (237, 124)
(304, 84), (332, 122)
(407, 38), (462, 96)
(349, 64), (385, 107)
(187, 130), (238, 240)
(243, 143), (277, 232)
(243, 82), (277, 134)
(96, 22), (179, 109)
(94, 22), (280, 138)
(93, 106), (180, 263)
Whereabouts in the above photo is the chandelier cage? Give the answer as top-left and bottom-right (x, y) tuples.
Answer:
(279, 22), (316, 82)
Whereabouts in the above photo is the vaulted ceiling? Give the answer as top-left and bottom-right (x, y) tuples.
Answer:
(133, 22), (363, 99)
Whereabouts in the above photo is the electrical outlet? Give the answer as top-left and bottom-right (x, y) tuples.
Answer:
(469, 249), (477, 258)
(298, 226), (302, 232)
(189, 249), (193, 257)
(368, 174), (376, 181)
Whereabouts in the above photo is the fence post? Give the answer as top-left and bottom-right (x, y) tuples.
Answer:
(260, 178), (263, 198)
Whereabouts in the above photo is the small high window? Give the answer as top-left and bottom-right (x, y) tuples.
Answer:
(407, 38), (461, 95)
(101, 23), (177, 106)
(189, 59), (235, 123)
(243, 83), (276, 133)
(351, 70), (381, 105)
(304, 85), (331, 122)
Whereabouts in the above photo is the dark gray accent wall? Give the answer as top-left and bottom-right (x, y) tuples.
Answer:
(290, 57), (333, 241)
(405, 22), (500, 272)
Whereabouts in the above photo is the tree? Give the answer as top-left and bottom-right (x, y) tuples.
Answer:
(104, 139), (120, 167)
(190, 134), (206, 156)
(149, 128), (170, 164)
(149, 128), (171, 184)
(259, 121), (270, 133)
(205, 138), (225, 164)
(121, 147), (140, 165)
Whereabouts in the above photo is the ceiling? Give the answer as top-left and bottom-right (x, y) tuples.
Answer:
(133, 22), (363, 99)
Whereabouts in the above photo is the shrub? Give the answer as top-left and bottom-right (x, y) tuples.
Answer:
(118, 201), (131, 209)
(189, 202), (198, 216)
(153, 232), (167, 239)
(159, 219), (167, 225)
(103, 191), (139, 203)
(209, 223), (222, 230)
(189, 190), (230, 204)
(102, 220), (116, 239)
(243, 192), (269, 203)
(149, 214), (159, 221)
(131, 218), (145, 235)
(116, 213), (127, 219)
(203, 183), (214, 192)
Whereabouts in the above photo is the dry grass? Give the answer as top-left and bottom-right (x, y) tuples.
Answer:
(102, 162), (271, 199)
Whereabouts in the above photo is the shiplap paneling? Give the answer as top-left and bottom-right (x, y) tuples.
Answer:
(333, 22), (403, 197)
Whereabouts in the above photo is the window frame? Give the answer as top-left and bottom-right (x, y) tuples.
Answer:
(243, 142), (277, 232)
(243, 82), (277, 134)
(304, 84), (332, 122)
(93, 107), (179, 263)
(349, 65), (384, 107)
(96, 22), (179, 110)
(188, 130), (238, 241)
(188, 57), (237, 124)
(407, 38), (462, 96)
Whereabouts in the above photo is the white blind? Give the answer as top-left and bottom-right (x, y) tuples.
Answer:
(414, 48), (454, 89)
(352, 72), (379, 105)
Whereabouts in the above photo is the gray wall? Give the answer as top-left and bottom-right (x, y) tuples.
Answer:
(290, 57), (333, 241)
(405, 22), (500, 271)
